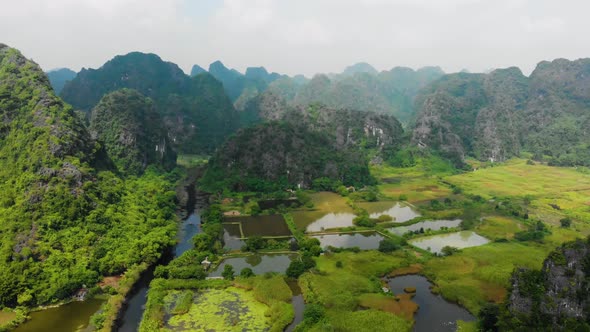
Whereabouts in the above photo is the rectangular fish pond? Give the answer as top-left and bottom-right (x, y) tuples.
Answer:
(389, 219), (462, 236)
(223, 214), (292, 237)
(312, 232), (385, 250)
(409, 231), (490, 254)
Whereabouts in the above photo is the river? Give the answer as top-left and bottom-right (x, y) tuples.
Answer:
(116, 184), (204, 331)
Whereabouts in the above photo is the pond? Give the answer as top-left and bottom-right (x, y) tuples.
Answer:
(12, 299), (105, 332)
(389, 219), (462, 236)
(312, 232), (384, 250)
(208, 254), (298, 277)
(358, 201), (421, 223)
(387, 275), (474, 332)
(292, 192), (356, 232)
(223, 223), (245, 251)
(409, 231), (490, 254)
(223, 214), (292, 237)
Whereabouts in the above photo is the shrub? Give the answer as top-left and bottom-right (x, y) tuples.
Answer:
(336, 261), (343, 268)
(286, 261), (306, 278)
(560, 218), (572, 228)
(222, 264), (235, 280)
(378, 239), (400, 253)
(240, 268), (255, 278)
(303, 303), (325, 324)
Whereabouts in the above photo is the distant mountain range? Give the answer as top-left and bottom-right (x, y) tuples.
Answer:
(412, 59), (590, 166)
(46, 67), (76, 94)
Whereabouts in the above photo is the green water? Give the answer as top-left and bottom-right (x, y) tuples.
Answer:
(13, 299), (105, 332)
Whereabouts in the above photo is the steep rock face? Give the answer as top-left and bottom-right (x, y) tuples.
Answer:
(202, 122), (373, 191)
(282, 105), (404, 152)
(202, 102), (404, 191)
(413, 59), (590, 166)
(507, 239), (590, 329)
(46, 68), (76, 94)
(60, 53), (239, 154)
(89, 89), (176, 174)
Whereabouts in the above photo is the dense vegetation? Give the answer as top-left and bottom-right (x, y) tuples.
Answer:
(60, 52), (239, 154)
(0, 45), (178, 310)
(413, 59), (590, 166)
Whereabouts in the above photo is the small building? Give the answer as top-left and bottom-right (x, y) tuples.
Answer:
(201, 256), (212, 270)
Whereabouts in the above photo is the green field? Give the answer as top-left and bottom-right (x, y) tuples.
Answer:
(298, 251), (416, 331)
(291, 192), (355, 231)
(446, 159), (590, 226)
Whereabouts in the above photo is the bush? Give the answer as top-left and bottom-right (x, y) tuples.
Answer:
(441, 246), (459, 256)
(240, 268), (255, 278)
(244, 236), (266, 251)
(353, 214), (376, 227)
(303, 303), (325, 324)
(222, 264), (235, 280)
(560, 217), (572, 228)
(336, 261), (343, 268)
(398, 194), (408, 201)
(478, 303), (499, 332)
(377, 215), (393, 222)
(378, 238), (400, 253)
(286, 261), (306, 278)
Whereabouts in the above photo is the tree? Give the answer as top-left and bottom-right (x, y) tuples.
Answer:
(244, 236), (266, 251)
(286, 261), (306, 278)
(478, 303), (499, 332)
(222, 264), (235, 280)
(441, 246), (459, 256)
(240, 268), (255, 278)
(378, 239), (400, 253)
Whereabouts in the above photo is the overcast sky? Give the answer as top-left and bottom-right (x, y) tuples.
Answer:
(1, 0), (588, 77)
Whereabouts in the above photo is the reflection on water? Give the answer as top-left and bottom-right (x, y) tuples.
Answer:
(13, 299), (105, 332)
(223, 224), (245, 250)
(389, 219), (462, 236)
(209, 254), (298, 277)
(409, 231), (490, 254)
(305, 213), (357, 232)
(359, 201), (421, 223)
(313, 232), (384, 250)
(388, 275), (474, 332)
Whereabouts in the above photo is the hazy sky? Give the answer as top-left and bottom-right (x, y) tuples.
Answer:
(1, 0), (588, 77)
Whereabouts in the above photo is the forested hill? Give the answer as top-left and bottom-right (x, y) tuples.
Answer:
(89, 89), (177, 174)
(413, 59), (590, 166)
(60, 52), (239, 154)
(0, 44), (177, 307)
(202, 104), (404, 192)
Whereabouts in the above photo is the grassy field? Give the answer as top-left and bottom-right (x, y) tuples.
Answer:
(371, 163), (453, 203)
(423, 241), (557, 313)
(298, 251), (417, 331)
(475, 215), (524, 240)
(446, 159), (590, 227)
(176, 154), (209, 168)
